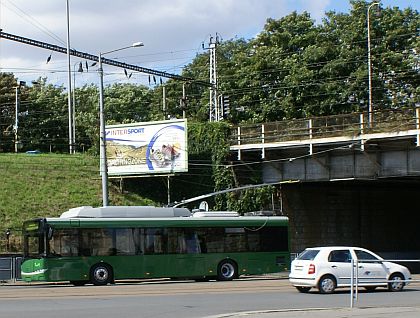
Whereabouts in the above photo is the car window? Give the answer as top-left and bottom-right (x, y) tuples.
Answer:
(355, 250), (381, 263)
(297, 249), (320, 260)
(328, 250), (352, 263)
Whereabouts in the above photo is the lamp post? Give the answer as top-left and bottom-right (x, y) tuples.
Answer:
(98, 42), (144, 206)
(367, 2), (380, 126)
(5, 229), (11, 252)
(66, 0), (74, 154)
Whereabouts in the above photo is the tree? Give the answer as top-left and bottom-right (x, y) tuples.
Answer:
(148, 52), (211, 122)
(0, 72), (29, 152)
(73, 84), (99, 153)
(19, 78), (68, 152)
(104, 83), (153, 125)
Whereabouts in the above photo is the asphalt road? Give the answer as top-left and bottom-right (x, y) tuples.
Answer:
(1, 276), (419, 318)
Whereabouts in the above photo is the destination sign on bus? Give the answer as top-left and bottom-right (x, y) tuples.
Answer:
(24, 221), (40, 232)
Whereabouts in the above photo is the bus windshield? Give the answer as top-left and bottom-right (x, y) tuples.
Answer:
(23, 219), (46, 258)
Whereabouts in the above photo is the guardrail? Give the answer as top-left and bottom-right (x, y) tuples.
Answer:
(0, 256), (22, 283)
(350, 259), (420, 308)
(230, 107), (420, 149)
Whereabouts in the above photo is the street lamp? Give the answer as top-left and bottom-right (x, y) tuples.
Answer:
(5, 229), (11, 252)
(98, 42), (144, 206)
(367, 2), (380, 126)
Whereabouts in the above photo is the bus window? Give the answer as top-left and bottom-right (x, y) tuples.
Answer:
(167, 228), (201, 254)
(225, 228), (247, 252)
(144, 228), (167, 254)
(49, 229), (79, 257)
(114, 228), (137, 255)
(185, 230), (201, 254)
(260, 227), (288, 252)
(26, 234), (42, 257)
(195, 229), (207, 253)
(167, 228), (185, 253)
(205, 228), (224, 253)
(246, 231), (261, 252)
(81, 229), (114, 256)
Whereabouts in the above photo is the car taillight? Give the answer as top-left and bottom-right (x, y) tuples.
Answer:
(308, 264), (315, 274)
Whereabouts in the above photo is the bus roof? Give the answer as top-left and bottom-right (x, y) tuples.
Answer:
(59, 206), (192, 218)
(44, 215), (289, 228)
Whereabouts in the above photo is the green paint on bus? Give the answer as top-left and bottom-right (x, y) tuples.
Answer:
(21, 212), (290, 285)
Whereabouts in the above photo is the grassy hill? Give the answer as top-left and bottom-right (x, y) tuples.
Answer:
(0, 153), (155, 252)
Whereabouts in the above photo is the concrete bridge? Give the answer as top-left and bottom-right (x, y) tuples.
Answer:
(230, 107), (420, 182)
(229, 108), (420, 272)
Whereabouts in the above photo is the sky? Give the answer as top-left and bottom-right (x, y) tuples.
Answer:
(0, 0), (418, 87)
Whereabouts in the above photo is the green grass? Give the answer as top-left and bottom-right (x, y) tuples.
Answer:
(0, 153), (156, 251)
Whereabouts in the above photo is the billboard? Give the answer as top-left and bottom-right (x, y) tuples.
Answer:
(105, 119), (188, 176)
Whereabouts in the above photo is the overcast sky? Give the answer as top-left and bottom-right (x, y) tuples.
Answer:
(0, 0), (418, 87)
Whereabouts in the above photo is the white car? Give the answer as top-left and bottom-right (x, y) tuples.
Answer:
(289, 246), (411, 294)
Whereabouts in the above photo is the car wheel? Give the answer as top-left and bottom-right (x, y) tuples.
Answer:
(217, 259), (238, 281)
(296, 286), (311, 293)
(318, 275), (336, 294)
(388, 273), (405, 292)
(90, 263), (113, 286)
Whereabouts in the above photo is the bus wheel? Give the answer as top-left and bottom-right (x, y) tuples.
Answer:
(217, 259), (237, 281)
(90, 263), (113, 286)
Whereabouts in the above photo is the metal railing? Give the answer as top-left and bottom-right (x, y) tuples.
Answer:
(350, 258), (420, 308)
(0, 256), (22, 283)
(231, 107), (420, 148)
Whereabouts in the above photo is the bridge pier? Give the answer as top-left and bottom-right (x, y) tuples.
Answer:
(282, 180), (420, 272)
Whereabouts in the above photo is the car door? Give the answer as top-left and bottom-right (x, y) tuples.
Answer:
(354, 249), (388, 285)
(327, 249), (353, 286)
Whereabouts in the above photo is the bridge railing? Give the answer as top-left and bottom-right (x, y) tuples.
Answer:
(231, 108), (420, 146)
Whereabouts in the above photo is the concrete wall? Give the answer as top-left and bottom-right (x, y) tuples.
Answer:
(263, 148), (420, 182)
(282, 181), (420, 272)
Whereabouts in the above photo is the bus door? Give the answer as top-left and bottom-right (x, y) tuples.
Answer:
(141, 228), (170, 278)
(166, 228), (205, 278)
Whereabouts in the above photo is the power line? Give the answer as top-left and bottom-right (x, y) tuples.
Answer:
(2, 0), (66, 46)
(0, 30), (212, 87)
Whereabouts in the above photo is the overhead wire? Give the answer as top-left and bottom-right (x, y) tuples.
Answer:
(2, 0), (66, 46)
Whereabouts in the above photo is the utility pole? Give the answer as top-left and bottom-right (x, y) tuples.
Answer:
(367, 2), (380, 127)
(167, 176), (171, 206)
(98, 51), (109, 206)
(66, 0), (74, 153)
(208, 35), (220, 122)
(162, 85), (167, 119)
(181, 83), (187, 119)
(14, 80), (25, 153)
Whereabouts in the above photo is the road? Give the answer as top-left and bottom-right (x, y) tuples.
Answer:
(0, 276), (419, 318)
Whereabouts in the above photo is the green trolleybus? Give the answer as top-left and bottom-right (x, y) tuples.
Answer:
(21, 206), (290, 286)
